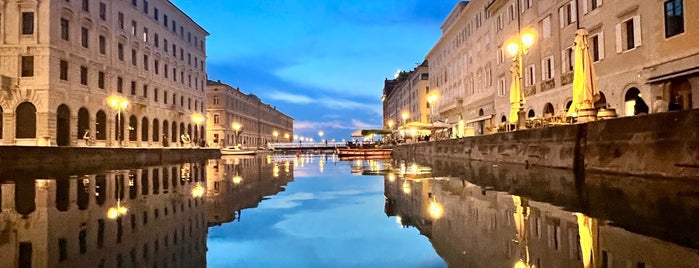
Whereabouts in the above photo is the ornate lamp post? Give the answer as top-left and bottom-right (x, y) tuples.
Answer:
(191, 113), (204, 146)
(427, 92), (439, 123)
(231, 122), (242, 147)
(507, 29), (535, 130)
(107, 96), (129, 146)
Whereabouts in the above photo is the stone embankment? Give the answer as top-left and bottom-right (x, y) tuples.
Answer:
(393, 109), (698, 179)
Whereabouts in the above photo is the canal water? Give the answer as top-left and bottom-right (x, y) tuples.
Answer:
(0, 154), (697, 267)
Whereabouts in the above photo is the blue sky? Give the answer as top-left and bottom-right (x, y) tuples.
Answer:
(170, 0), (457, 141)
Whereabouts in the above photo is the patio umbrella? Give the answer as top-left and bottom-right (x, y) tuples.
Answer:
(567, 29), (600, 116)
(509, 60), (524, 124)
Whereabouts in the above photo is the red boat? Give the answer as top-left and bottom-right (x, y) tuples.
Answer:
(336, 148), (392, 157)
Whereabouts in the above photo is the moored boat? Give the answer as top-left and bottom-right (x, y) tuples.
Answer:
(336, 148), (392, 157)
(221, 146), (256, 155)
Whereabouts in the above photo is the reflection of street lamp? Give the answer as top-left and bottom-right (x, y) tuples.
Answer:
(507, 28), (535, 130)
(272, 130), (279, 142)
(401, 111), (409, 126)
(429, 196), (443, 219)
(191, 184), (205, 198)
(231, 122), (241, 147)
(191, 113), (204, 146)
(107, 199), (128, 220)
(107, 96), (129, 146)
(427, 92), (439, 123)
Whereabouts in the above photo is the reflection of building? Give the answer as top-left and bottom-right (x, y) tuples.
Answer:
(382, 61), (430, 129)
(0, 161), (208, 267)
(206, 155), (294, 226)
(384, 163), (699, 268)
(206, 80), (294, 148)
(410, 0), (698, 137)
(0, 0), (208, 147)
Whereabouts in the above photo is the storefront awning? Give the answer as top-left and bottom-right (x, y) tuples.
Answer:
(647, 66), (699, 84)
(464, 114), (493, 124)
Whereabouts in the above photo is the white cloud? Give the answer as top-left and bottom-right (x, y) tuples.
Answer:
(266, 91), (315, 104)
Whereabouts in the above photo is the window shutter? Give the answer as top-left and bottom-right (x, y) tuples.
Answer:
(550, 57), (556, 77)
(633, 15), (642, 47)
(615, 23), (622, 53)
(598, 31), (605, 60)
(561, 50), (567, 73)
(582, 0), (588, 14)
(599, 0), (603, 6)
(571, 1), (577, 23)
(541, 59), (546, 81)
(559, 8), (565, 28)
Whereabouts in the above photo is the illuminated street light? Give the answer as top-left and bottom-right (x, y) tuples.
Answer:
(191, 113), (204, 146)
(284, 133), (290, 142)
(387, 119), (394, 130)
(507, 28), (536, 130)
(231, 122), (242, 147)
(107, 96), (129, 146)
(107, 199), (128, 220)
(401, 111), (409, 126)
(318, 131), (324, 138)
(191, 184), (205, 198)
(427, 92), (439, 123)
(273, 130), (279, 142)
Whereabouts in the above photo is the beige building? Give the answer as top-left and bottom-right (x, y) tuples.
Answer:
(0, 162), (209, 267)
(206, 80), (294, 149)
(425, 0), (698, 137)
(382, 61), (430, 129)
(0, 0), (208, 147)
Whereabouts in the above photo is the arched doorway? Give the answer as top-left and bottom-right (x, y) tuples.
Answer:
(594, 91), (608, 109)
(565, 101), (573, 113)
(78, 108), (90, 141)
(669, 78), (693, 110)
(543, 103), (555, 119)
(56, 104), (71, 146)
(501, 115), (507, 123)
(16, 102), (37, 139)
(624, 87), (641, 116)
(171, 121), (177, 143)
(95, 110), (107, 140)
(527, 109), (535, 118)
(180, 123), (185, 142)
(141, 117), (149, 142)
(477, 109), (485, 135)
(128, 115), (137, 141)
(152, 119), (159, 142)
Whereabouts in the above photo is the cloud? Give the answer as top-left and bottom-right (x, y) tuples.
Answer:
(266, 91), (315, 104)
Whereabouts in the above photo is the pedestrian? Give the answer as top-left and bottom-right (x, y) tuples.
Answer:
(668, 96), (682, 111)
(652, 95), (668, 113)
(634, 94), (649, 115)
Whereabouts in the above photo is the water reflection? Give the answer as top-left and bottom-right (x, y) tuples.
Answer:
(384, 158), (699, 268)
(0, 161), (208, 268)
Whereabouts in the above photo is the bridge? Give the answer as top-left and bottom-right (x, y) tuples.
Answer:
(269, 142), (348, 151)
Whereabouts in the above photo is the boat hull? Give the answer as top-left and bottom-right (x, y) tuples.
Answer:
(337, 148), (392, 157)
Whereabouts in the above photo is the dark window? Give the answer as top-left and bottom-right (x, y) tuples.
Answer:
(97, 219), (105, 248)
(154, 8), (159, 21)
(625, 19), (635, 50)
(117, 77), (123, 93)
(118, 12), (124, 29)
(82, 0), (89, 12)
(22, 12), (34, 35)
(19, 242), (32, 268)
(99, 35), (106, 54)
(81, 27), (89, 48)
(143, 55), (148, 70)
(15, 102), (37, 138)
(60, 18), (70, 40)
(164, 14), (168, 27)
(21, 56), (33, 77)
(58, 238), (68, 261)
(592, 35), (600, 61)
(131, 0), (137, 6)
(96, 111), (106, 140)
(117, 43), (124, 61)
(664, 0), (684, 38)
(80, 66), (88, 85)
(142, 0), (148, 14)
(98, 71), (105, 89)
(60, 60), (68, 80)
(99, 2), (106, 20)
(154, 60), (159, 75)
(79, 223), (87, 253)
(164, 39), (168, 52)
(143, 85), (148, 98)
(154, 33), (159, 47)
(130, 81), (136, 95)
(131, 49), (136, 66)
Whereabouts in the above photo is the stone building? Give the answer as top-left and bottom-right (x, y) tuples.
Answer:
(425, 0), (697, 137)
(382, 61), (430, 129)
(206, 80), (294, 149)
(0, 162), (209, 267)
(0, 0), (208, 147)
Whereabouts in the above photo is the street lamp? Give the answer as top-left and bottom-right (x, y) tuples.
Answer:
(284, 133), (290, 142)
(318, 131), (324, 138)
(387, 119), (394, 130)
(427, 92), (439, 123)
(107, 96), (129, 146)
(191, 113), (204, 146)
(273, 130), (279, 142)
(231, 122), (241, 147)
(507, 29), (535, 130)
(401, 111), (409, 126)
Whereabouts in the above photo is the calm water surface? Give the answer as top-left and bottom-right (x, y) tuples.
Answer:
(0, 154), (697, 268)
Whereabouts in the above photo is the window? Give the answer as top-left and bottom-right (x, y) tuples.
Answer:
(81, 27), (88, 48)
(154, 60), (159, 75)
(98, 71), (105, 89)
(541, 56), (554, 81)
(60, 60), (68, 80)
(131, 20), (137, 36)
(172, 44), (176, 57)
(22, 12), (34, 35)
(164, 39), (168, 52)
(99, 35), (106, 54)
(118, 12), (124, 30)
(213, 96), (219, 105)
(498, 77), (506, 96)
(543, 16), (551, 39)
(562, 47), (574, 73)
(131, 0), (137, 6)
(496, 15), (503, 31)
(164, 64), (168, 78)
(142, 0), (148, 14)
(118, 43), (124, 61)
(213, 115), (219, 124)
(80, 66), (88, 85)
(164, 14), (168, 27)
(525, 64), (535, 86)
(616, 16), (641, 52)
(154, 8), (159, 21)
(164, 91), (168, 104)
(591, 32), (605, 61)
(143, 27), (148, 42)
(143, 55), (149, 70)
(82, 0), (89, 12)
(99, 2), (106, 20)
(559, 2), (576, 28)
(60, 18), (70, 41)
(154, 88), (158, 102)
(154, 33), (159, 47)
(496, 46), (505, 65)
(130, 81), (136, 95)
(172, 20), (176, 33)
(508, 4), (515, 22)
(117, 77), (123, 93)
(664, 0), (684, 38)
(21, 56), (34, 77)
(583, 0), (602, 14)
(58, 238), (67, 261)
(131, 49), (137, 66)
(143, 85), (148, 97)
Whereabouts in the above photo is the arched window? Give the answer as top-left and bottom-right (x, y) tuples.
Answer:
(543, 103), (555, 118)
(528, 109), (535, 118)
(56, 104), (71, 146)
(501, 115), (507, 123)
(152, 119), (160, 142)
(129, 115), (137, 141)
(171, 121), (177, 143)
(141, 117), (149, 142)
(162, 120), (169, 141)
(95, 110), (107, 140)
(16, 102), (37, 138)
(78, 108), (90, 140)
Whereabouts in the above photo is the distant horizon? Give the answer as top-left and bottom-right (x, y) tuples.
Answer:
(171, 0), (458, 142)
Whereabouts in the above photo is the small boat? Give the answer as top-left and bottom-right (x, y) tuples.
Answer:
(337, 148), (392, 157)
(221, 146), (256, 155)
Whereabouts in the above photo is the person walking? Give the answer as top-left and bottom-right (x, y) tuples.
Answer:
(634, 94), (649, 115)
(652, 95), (668, 113)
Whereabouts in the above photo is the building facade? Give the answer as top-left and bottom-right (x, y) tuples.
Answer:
(205, 80), (293, 149)
(0, 0), (208, 147)
(382, 61), (430, 129)
(425, 0), (697, 137)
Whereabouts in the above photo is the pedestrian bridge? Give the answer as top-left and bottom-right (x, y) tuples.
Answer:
(270, 142), (348, 151)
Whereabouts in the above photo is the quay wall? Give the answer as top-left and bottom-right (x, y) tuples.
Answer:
(0, 147), (220, 177)
(393, 109), (699, 179)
